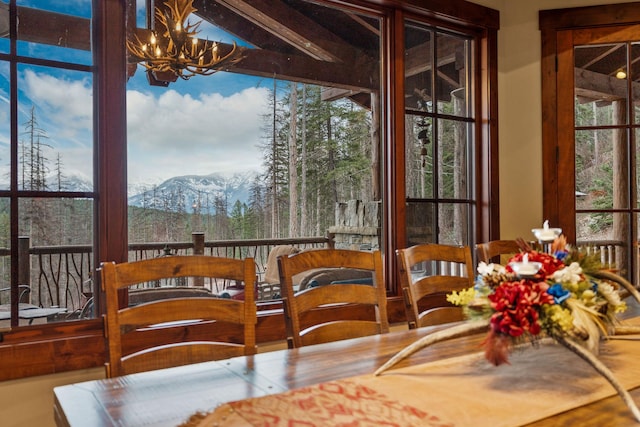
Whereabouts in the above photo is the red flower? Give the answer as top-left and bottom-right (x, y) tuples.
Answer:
(487, 279), (553, 338)
(506, 251), (565, 278)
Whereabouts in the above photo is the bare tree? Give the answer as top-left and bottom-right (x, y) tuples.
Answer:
(300, 84), (309, 234)
(288, 82), (299, 237)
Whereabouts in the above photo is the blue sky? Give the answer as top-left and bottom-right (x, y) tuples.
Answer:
(6, 0), (272, 189)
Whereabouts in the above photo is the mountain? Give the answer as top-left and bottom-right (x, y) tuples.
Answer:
(127, 171), (258, 214)
(13, 171), (259, 215)
(59, 174), (94, 192)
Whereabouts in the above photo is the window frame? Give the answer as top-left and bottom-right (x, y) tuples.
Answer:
(403, 21), (477, 248)
(540, 3), (640, 277)
(0, 0), (499, 381)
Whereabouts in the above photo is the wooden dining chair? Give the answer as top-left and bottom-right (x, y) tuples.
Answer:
(396, 243), (474, 329)
(101, 255), (257, 378)
(475, 239), (522, 264)
(277, 248), (389, 348)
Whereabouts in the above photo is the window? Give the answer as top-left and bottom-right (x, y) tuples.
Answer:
(541, 4), (640, 284)
(125, 0), (384, 299)
(0, 0), (498, 381)
(404, 22), (475, 247)
(0, 1), (93, 328)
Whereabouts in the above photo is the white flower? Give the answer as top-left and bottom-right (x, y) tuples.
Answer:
(552, 262), (582, 284)
(477, 262), (505, 276)
(597, 281), (623, 308)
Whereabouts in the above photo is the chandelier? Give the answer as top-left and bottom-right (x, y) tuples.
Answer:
(127, 0), (244, 81)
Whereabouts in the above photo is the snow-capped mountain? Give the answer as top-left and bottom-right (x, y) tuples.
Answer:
(9, 171), (259, 214)
(127, 171), (258, 214)
(58, 174), (94, 192)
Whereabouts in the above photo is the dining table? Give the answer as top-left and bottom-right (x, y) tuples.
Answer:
(53, 321), (640, 427)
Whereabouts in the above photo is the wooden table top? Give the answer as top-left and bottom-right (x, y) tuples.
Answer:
(53, 323), (640, 427)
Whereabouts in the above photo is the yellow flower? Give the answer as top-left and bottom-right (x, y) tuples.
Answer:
(543, 304), (573, 332)
(447, 287), (476, 306)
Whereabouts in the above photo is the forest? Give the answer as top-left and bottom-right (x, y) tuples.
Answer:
(11, 82), (377, 248)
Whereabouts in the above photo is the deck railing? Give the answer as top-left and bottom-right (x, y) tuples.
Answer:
(576, 239), (623, 269)
(0, 233), (335, 319)
(0, 235), (629, 321)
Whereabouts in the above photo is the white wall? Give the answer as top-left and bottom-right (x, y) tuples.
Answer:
(3, 1), (640, 426)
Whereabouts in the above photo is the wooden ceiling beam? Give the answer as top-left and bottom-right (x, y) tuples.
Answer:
(578, 44), (622, 70)
(193, 0), (292, 53)
(15, 6), (90, 51)
(575, 67), (629, 102)
(346, 11), (380, 36)
(212, 0), (362, 63)
(233, 46), (378, 92)
(405, 40), (459, 77)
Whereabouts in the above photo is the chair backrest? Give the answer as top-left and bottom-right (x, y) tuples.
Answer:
(277, 248), (389, 348)
(475, 239), (522, 264)
(101, 255), (257, 378)
(396, 244), (474, 329)
(258, 245), (301, 301)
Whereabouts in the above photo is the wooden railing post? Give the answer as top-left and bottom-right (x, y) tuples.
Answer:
(192, 232), (204, 287)
(192, 232), (205, 255)
(18, 236), (30, 287)
(327, 231), (335, 249)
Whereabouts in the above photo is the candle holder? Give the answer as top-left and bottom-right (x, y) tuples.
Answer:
(508, 260), (542, 278)
(531, 223), (562, 253)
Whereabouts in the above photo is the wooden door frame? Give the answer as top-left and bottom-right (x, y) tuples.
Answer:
(540, 2), (640, 242)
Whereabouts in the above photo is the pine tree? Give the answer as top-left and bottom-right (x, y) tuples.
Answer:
(288, 81), (299, 237)
(259, 80), (289, 238)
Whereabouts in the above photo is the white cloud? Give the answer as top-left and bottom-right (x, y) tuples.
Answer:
(126, 86), (269, 185)
(21, 69), (93, 140)
(16, 70), (94, 186)
(13, 68), (269, 188)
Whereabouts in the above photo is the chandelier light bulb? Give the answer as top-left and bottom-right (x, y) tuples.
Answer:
(616, 69), (627, 79)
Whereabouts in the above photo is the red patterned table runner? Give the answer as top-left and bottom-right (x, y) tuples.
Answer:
(187, 338), (640, 427)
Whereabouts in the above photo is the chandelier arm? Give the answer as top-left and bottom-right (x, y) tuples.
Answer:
(127, 0), (245, 82)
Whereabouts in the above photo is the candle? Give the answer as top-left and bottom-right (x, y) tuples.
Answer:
(509, 253), (540, 276)
(532, 220), (559, 242)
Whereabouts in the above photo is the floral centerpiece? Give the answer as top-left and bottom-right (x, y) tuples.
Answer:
(375, 236), (640, 422)
(447, 237), (626, 366)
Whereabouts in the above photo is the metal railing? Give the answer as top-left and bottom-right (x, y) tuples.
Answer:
(1, 233), (335, 320)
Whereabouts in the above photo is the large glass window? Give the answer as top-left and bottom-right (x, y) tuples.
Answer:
(126, 0), (383, 300)
(404, 22), (475, 247)
(0, 0), (498, 382)
(574, 41), (637, 280)
(0, 1), (93, 328)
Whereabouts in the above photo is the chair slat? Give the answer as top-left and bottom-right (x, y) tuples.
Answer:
(475, 239), (522, 264)
(397, 244), (474, 329)
(102, 255), (257, 378)
(278, 248), (389, 348)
